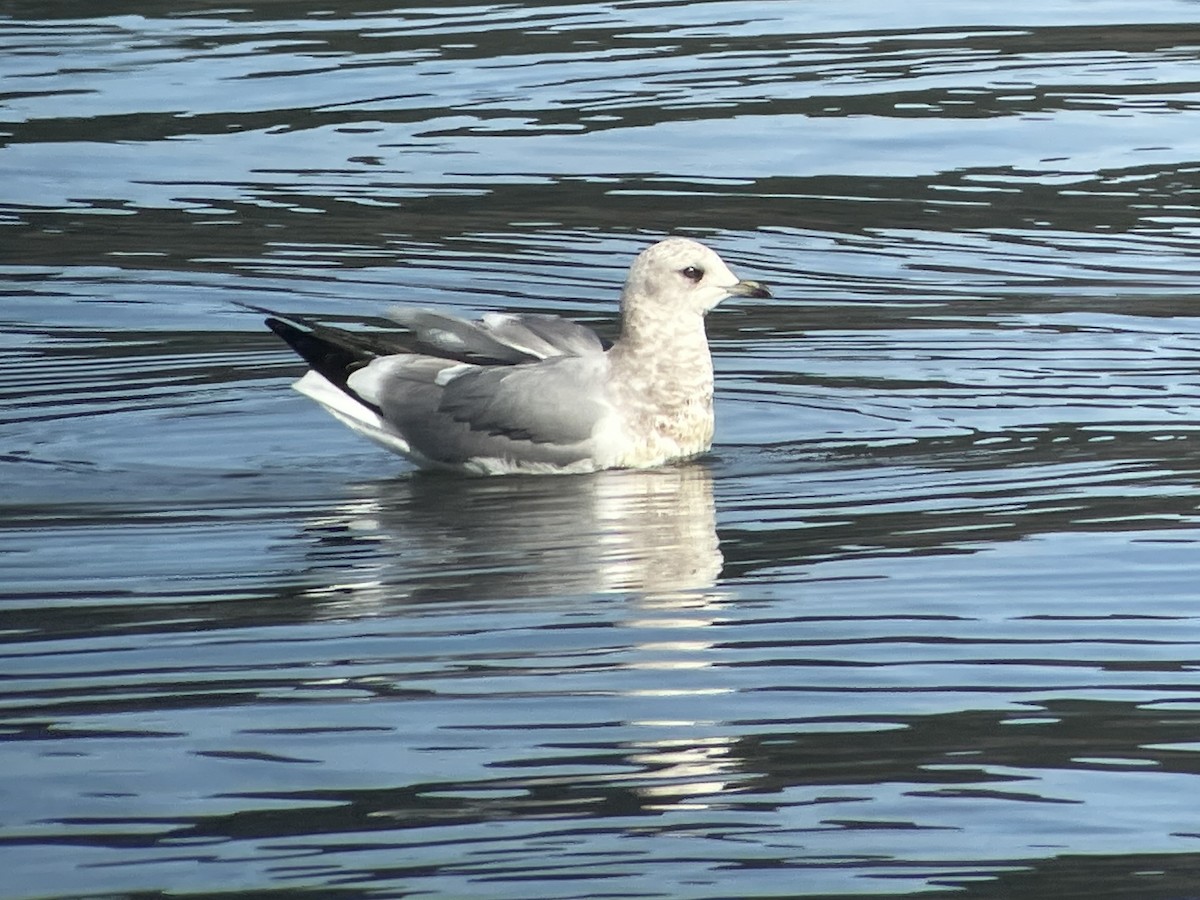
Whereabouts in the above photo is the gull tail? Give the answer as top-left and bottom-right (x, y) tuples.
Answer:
(265, 315), (424, 460)
(265, 316), (379, 396)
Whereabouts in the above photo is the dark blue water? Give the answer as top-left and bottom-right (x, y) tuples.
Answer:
(4, 2), (1200, 897)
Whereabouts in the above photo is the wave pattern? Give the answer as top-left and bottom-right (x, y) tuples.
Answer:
(3, 1), (1200, 898)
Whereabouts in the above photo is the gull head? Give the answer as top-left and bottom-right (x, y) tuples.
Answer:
(621, 237), (772, 316)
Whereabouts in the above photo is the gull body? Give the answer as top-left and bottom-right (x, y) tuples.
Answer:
(264, 237), (771, 475)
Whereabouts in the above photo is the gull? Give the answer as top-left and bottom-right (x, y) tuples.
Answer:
(263, 237), (771, 475)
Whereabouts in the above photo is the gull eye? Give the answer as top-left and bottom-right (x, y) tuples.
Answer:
(680, 265), (704, 283)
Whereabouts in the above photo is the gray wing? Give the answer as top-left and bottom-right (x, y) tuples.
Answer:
(478, 312), (607, 359)
(385, 307), (539, 364)
(349, 353), (611, 467)
(436, 355), (609, 443)
(387, 306), (606, 364)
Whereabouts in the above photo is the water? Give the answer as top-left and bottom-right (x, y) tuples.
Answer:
(4, 2), (1200, 897)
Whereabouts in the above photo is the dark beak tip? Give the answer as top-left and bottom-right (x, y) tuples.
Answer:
(730, 279), (772, 300)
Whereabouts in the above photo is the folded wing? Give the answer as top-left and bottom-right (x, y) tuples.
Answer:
(266, 308), (613, 472)
(386, 307), (606, 365)
(349, 352), (611, 469)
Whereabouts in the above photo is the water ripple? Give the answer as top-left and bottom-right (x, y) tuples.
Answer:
(5, 2), (1200, 898)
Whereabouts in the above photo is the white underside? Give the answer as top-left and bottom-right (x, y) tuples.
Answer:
(292, 371), (605, 475)
(294, 370), (419, 457)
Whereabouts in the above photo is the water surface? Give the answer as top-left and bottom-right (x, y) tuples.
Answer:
(3, 2), (1200, 898)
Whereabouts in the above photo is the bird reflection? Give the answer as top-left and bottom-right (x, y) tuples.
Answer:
(293, 463), (735, 811)
(297, 462), (724, 614)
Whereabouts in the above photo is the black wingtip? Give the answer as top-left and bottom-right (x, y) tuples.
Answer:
(264, 315), (374, 399)
(265, 316), (321, 367)
(264, 315), (293, 340)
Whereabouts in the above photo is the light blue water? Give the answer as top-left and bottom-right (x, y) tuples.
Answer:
(3, 2), (1200, 898)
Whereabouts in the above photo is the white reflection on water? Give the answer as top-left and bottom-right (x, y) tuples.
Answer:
(290, 464), (745, 809)
(296, 463), (726, 615)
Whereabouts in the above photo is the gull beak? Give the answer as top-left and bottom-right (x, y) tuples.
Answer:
(726, 279), (772, 299)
